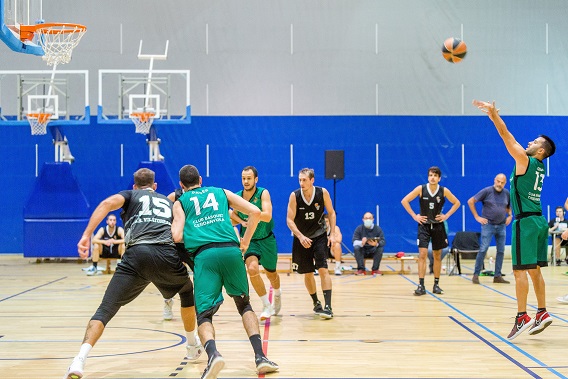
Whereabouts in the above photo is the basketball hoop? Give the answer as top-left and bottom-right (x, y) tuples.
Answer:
(26, 112), (52, 135)
(20, 23), (87, 66)
(130, 112), (155, 135)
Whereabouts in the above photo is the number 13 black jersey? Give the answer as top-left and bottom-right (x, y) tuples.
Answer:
(293, 186), (326, 239)
(119, 189), (175, 247)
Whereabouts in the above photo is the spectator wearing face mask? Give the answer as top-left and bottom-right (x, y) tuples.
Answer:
(352, 212), (386, 275)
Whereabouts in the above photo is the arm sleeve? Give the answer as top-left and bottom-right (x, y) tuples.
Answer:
(352, 225), (363, 246)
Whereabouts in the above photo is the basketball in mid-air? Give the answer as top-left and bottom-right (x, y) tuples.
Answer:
(442, 37), (467, 63)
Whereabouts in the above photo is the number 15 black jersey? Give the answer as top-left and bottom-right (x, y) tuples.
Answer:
(119, 189), (175, 247)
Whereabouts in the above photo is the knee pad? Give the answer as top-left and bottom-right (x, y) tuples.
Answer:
(178, 280), (195, 308)
(91, 303), (121, 326)
(197, 303), (221, 326)
(232, 294), (253, 316)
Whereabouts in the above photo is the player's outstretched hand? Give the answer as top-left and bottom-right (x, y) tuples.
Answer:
(472, 100), (500, 116)
(77, 235), (90, 259)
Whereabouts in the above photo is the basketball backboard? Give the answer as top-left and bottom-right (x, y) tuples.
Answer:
(0, 0), (44, 55)
(0, 69), (89, 128)
(97, 69), (191, 126)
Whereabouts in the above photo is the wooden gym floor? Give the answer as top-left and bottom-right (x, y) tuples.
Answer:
(1, 254), (568, 379)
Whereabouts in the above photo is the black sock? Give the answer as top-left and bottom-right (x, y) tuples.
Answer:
(310, 293), (319, 305)
(517, 311), (527, 318)
(323, 289), (332, 309)
(537, 308), (546, 313)
(249, 334), (264, 357)
(93, 262), (98, 268)
(434, 278), (439, 285)
(204, 340), (217, 359)
(419, 278), (425, 286)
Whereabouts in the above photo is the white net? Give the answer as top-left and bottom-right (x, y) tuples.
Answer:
(26, 113), (51, 135)
(130, 112), (155, 134)
(35, 23), (87, 66)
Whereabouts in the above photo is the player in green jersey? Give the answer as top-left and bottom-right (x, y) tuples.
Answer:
(474, 100), (556, 341)
(171, 164), (278, 379)
(232, 166), (282, 321)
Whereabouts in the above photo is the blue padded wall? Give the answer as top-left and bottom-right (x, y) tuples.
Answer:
(23, 162), (90, 257)
(130, 161), (177, 196)
(23, 163), (90, 219)
(2, 115), (567, 255)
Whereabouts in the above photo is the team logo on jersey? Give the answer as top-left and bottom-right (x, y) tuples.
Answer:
(436, 196), (441, 203)
(315, 203), (320, 210)
(253, 197), (259, 203)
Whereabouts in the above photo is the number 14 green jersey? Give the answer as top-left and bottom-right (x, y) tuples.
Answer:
(178, 186), (239, 254)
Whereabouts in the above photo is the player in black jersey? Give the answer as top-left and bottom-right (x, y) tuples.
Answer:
(286, 168), (336, 319)
(64, 169), (202, 379)
(87, 214), (124, 275)
(401, 166), (460, 296)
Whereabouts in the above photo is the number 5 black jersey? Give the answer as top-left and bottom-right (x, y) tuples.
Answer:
(293, 186), (326, 239)
(119, 189), (175, 247)
(419, 184), (445, 224)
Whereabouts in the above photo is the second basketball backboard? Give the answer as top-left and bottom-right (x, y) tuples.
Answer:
(0, 69), (89, 128)
(97, 69), (191, 126)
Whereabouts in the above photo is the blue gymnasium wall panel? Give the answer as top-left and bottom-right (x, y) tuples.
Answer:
(0, 115), (566, 254)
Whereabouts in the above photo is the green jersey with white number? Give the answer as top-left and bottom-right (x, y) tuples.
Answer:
(235, 186), (274, 240)
(510, 156), (545, 215)
(178, 186), (239, 253)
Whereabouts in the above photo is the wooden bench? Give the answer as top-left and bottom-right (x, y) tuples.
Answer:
(338, 255), (416, 275)
(269, 254), (416, 275)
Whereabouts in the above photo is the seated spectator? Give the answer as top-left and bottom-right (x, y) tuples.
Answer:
(549, 206), (568, 265)
(324, 214), (343, 276)
(352, 212), (386, 275)
(86, 214), (124, 276)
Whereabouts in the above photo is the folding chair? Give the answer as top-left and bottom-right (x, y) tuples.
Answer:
(447, 231), (480, 276)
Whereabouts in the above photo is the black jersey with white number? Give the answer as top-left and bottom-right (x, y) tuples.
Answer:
(293, 186), (326, 239)
(119, 189), (175, 247)
(419, 184), (445, 224)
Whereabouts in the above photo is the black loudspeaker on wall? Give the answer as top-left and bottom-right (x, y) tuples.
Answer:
(325, 150), (344, 180)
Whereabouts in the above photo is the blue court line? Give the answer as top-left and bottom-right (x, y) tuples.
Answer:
(458, 275), (568, 323)
(0, 277), (67, 302)
(450, 316), (540, 378)
(0, 326), (186, 361)
(401, 275), (567, 379)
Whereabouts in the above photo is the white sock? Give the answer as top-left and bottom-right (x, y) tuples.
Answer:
(335, 261), (341, 270)
(186, 331), (197, 345)
(78, 343), (92, 361)
(274, 288), (281, 296)
(260, 294), (271, 307)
